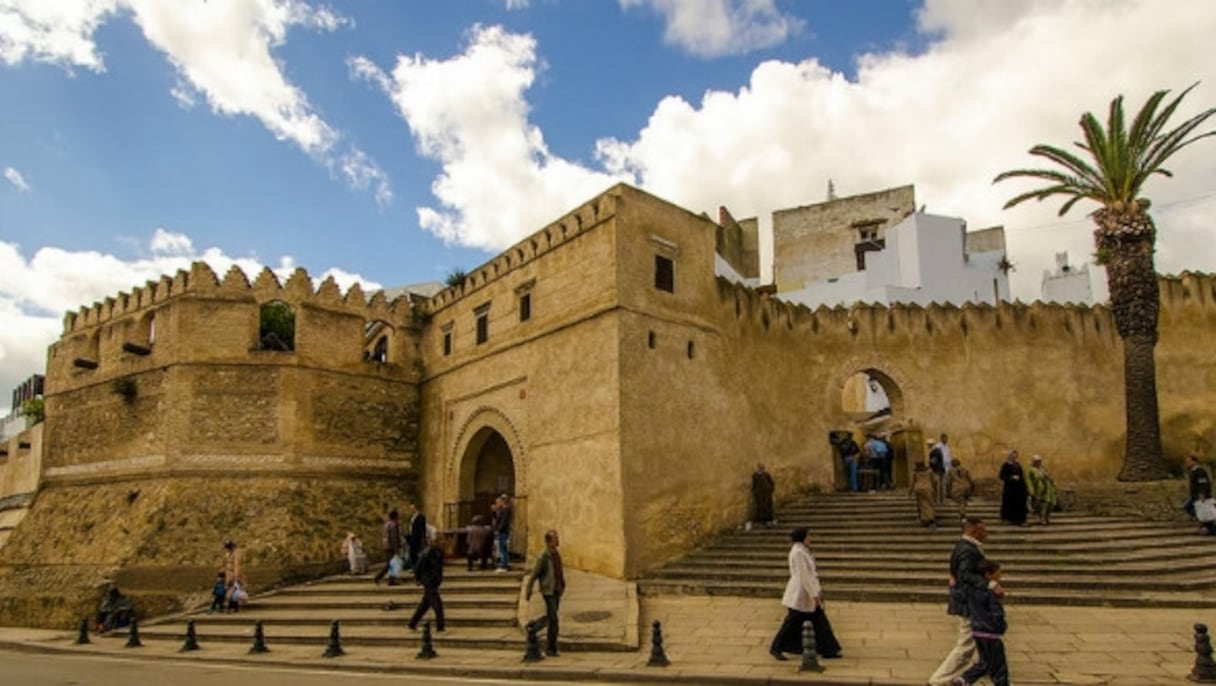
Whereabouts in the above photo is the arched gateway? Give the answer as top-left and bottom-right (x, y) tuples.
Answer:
(449, 408), (526, 558)
(828, 362), (924, 490)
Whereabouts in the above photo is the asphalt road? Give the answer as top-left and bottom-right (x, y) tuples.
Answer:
(0, 649), (607, 686)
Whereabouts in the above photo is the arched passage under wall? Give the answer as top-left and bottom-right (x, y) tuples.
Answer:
(449, 408), (527, 559)
(828, 365), (922, 491)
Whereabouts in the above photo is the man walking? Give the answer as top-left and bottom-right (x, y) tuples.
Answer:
(526, 529), (566, 657)
(927, 517), (1001, 686)
(408, 531), (446, 632)
(492, 494), (513, 572)
(373, 510), (401, 586)
(404, 500), (427, 571)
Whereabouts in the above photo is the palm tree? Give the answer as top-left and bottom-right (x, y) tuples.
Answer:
(995, 84), (1215, 481)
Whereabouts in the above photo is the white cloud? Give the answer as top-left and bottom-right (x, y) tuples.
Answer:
(338, 147), (393, 208)
(3, 166), (30, 192)
(0, 233), (382, 415)
(504, 0), (530, 9)
(594, 0), (1216, 299)
(619, 0), (803, 58)
(0, 0), (120, 71)
(365, 1), (1215, 300)
(353, 25), (625, 250)
(0, 0), (390, 203)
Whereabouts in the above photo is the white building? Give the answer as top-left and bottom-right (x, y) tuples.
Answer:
(1041, 251), (1093, 305)
(777, 211), (1010, 310)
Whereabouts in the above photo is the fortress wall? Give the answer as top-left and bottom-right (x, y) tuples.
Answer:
(419, 197), (627, 577)
(0, 475), (413, 629)
(2, 263), (423, 627)
(1154, 272), (1216, 456)
(0, 423), (41, 514)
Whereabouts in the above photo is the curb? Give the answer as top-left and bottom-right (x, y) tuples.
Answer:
(0, 635), (929, 686)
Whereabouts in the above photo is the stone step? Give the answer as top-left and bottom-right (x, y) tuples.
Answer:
(664, 555), (1216, 577)
(246, 593), (516, 611)
(644, 490), (1216, 606)
(177, 607), (515, 628)
(637, 579), (1216, 608)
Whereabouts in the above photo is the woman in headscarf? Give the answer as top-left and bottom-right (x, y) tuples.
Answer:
(909, 460), (937, 527)
(1026, 455), (1058, 526)
(999, 450), (1029, 526)
(769, 527), (842, 660)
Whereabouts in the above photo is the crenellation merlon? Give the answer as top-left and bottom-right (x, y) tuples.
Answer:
(60, 261), (418, 336)
(424, 187), (621, 314)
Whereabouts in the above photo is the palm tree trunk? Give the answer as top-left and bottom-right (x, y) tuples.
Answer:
(1118, 333), (1168, 480)
(1095, 205), (1168, 481)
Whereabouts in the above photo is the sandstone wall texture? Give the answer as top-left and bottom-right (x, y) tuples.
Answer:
(1, 263), (422, 627)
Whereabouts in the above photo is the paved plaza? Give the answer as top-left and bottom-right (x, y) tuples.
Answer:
(0, 593), (1206, 685)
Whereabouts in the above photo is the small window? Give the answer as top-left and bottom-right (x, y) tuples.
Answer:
(648, 331), (656, 349)
(654, 255), (674, 293)
(475, 304), (490, 345)
(442, 324), (453, 356)
(687, 341), (695, 359)
(258, 301), (295, 351)
(519, 293), (531, 322)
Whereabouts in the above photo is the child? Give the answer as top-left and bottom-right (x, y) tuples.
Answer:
(208, 572), (226, 614)
(227, 578), (248, 613)
(955, 559), (1009, 686)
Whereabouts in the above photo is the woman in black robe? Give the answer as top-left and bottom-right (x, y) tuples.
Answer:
(752, 464), (776, 527)
(999, 449), (1029, 525)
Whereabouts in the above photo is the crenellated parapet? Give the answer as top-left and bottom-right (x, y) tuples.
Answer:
(1159, 271), (1216, 312)
(61, 261), (417, 335)
(426, 185), (620, 313)
(715, 275), (1123, 346)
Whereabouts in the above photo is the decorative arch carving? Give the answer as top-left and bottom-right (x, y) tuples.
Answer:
(447, 406), (527, 500)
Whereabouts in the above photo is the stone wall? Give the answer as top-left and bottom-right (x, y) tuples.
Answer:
(418, 188), (627, 577)
(613, 184), (1216, 576)
(2, 262), (424, 627)
(0, 475), (410, 629)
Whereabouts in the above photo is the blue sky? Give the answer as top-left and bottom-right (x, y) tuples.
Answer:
(2, 0), (1215, 412)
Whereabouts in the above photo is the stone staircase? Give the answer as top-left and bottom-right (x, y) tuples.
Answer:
(640, 492), (1216, 608)
(124, 566), (530, 650)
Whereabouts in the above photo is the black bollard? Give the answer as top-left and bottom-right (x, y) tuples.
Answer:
(322, 619), (345, 658)
(646, 620), (670, 667)
(75, 618), (91, 645)
(522, 620), (544, 662)
(248, 620), (270, 654)
(1190, 623), (1216, 682)
(799, 620), (824, 673)
(180, 619), (200, 651)
(416, 620), (438, 660)
(125, 618), (143, 649)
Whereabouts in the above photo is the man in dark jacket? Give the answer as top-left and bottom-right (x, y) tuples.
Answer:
(408, 532), (446, 632)
(526, 529), (565, 656)
(1185, 454), (1212, 519)
(927, 517), (1002, 686)
(373, 509), (401, 586)
(405, 500), (428, 570)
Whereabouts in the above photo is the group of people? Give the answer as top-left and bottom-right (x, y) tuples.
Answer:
(909, 435), (976, 528)
(998, 450), (1058, 526)
(208, 539), (246, 614)
(837, 432), (895, 492)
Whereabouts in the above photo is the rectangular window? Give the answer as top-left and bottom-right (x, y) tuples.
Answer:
(519, 292), (531, 322)
(443, 331), (452, 356)
(655, 254), (674, 293)
(474, 303), (490, 345)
